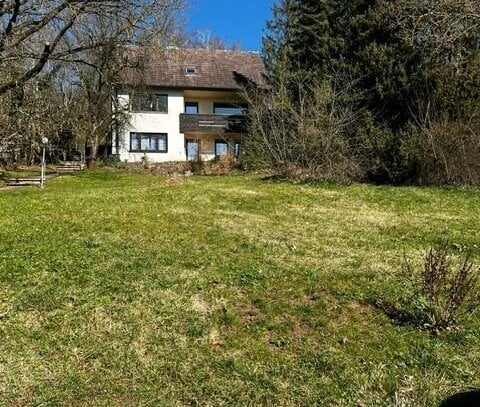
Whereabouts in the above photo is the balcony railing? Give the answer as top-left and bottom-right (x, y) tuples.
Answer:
(180, 114), (247, 134)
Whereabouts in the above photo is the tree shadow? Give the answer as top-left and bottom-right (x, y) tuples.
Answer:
(439, 391), (480, 407)
(233, 71), (268, 89)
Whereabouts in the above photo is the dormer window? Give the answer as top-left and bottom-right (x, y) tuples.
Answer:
(185, 67), (197, 76)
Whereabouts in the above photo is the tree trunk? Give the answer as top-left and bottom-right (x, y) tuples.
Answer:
(86, 137), (97, 169)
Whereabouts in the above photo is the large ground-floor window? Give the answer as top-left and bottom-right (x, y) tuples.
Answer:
(214, 140), (241, 159)
(215, 140), (229, 158)
(186, 139), (199, 161)
(130, 133), (168, 153)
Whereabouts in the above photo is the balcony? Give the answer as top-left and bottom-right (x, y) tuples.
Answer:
(180, 114), (247, 134)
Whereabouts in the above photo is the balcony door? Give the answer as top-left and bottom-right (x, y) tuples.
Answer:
(186, 139), (199, 161)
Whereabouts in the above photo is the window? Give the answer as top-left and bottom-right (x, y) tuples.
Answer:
(214, 102), (248, 115)
(130, 93), (168, 113)
(234, 141), (241, 158)
(130, 133), (168, 153)
(185, 102), (199, 114)
(186, 139), (199, 161)
(185, 67), (197, 75)
(215, 140), (229, 158)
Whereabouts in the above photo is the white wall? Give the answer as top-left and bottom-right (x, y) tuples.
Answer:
(112, 88), (245, 163)
(114, 89), (186, 163)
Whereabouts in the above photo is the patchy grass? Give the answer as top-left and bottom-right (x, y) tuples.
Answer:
(0, 171), (479, 406)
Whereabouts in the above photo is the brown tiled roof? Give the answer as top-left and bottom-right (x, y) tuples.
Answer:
(124, 48), (267, 90)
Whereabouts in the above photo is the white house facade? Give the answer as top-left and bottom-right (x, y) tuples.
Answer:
(112, 48), (266, 163)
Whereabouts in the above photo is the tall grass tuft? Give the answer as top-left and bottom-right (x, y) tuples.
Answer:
(379, 243), (480, 332)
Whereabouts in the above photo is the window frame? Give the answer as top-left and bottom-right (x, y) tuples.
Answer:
(234, 141), (241, 158)
(213, 102), (248, 116)
(184, 101), (199, 114)
(185, 67), (197, 75)
(185, 139), (200, 161)
(130, 93), (169, 113)
(215, 139), (229, 158)
(129, 132), (168, 153)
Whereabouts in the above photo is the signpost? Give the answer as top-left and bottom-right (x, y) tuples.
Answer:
(40, 137), (48, 189)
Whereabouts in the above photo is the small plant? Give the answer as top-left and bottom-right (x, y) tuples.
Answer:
(189, 154), (239, 176)
(188, 156), (205, 174)
(381, 243), (480, 331)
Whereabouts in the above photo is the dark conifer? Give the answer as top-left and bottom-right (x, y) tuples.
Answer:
(287, 0), (331, 78)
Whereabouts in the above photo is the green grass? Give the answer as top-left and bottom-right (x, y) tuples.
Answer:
(1, 170), (479, 406)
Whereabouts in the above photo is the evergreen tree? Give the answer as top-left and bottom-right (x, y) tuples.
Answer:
(260, 0), (480, 184)
(287, 0), (331, 77)
(328, 0), (417, 129)
(262, 0), (295, 84)
(262, 0), (331, 82)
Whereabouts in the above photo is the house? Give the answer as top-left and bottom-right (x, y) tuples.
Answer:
(112, 48), (266, 163)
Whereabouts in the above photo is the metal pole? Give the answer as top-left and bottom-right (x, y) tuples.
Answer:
(41, 146), (46, 189)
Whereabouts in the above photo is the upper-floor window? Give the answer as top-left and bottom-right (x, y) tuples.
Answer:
(185, 102), (199, 114)
(185, 67), (197, 75)
(213, 102), (248, 115)
(130, 93), (168, 113)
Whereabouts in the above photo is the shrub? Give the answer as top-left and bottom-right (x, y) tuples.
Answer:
(190, 154), (239, 176)
(400, 119), (480, 186)
(379, 243), (480, 331)
(243, 75), (364, 183)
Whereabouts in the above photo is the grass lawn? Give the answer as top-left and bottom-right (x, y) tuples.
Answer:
(1, 171), (479, 406)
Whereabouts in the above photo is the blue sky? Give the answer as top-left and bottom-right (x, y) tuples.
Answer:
(187, 0), (275, 51)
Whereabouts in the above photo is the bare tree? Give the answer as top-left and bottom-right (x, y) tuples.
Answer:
(59, 7), (182, 168)
(390, 0), (480, 65)
(243, 73), (365, 182)
(400, 93), (480, 185)
(176, 28), (242, 50)
(0, 75), (69, 165)
(0, 0), (184, 96)
(0, 0), (185, 167)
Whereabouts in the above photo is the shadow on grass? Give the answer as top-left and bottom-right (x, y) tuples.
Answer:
(260, 174), (348, 187)
(372, 299), (427, 329)
(439, 390), (480, 407)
